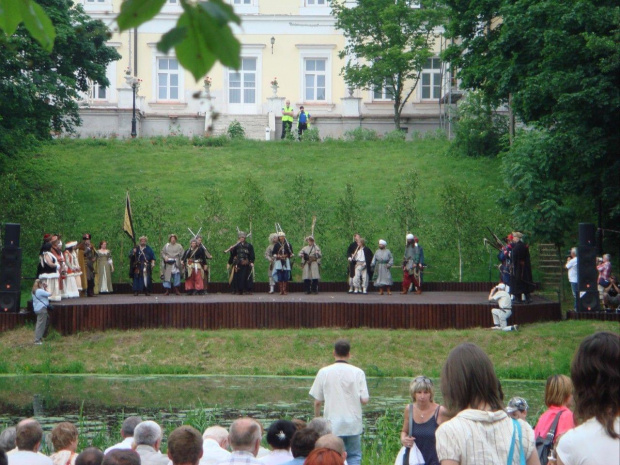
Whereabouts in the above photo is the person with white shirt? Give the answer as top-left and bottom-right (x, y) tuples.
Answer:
(489, 283), (518, 331)
(7, 419), (52, 465)
(104, 417), (142, 455)
(200, 426), (231, 465)
(309, 339), (369, 465)
(565, 248), (578, 311)
(132, 421), (169, 465)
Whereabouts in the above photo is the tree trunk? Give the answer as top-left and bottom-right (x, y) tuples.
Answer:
(394, 99), (401, 130)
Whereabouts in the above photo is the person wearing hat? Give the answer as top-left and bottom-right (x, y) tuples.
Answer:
(351, 237), (373, 294)
(371, 239), (393, 295)
(228, 231), (255, 295)
(506, 397), (529, 420)
(62, 241), (80, 298)
(346, 234), (362, 293)
(498, 234), (513, 290)
(196, 236), (213, 295)
(129, 236), (156, 296)
(510, 232), (535, 304)
(77, 234), (96, 297)
(299, 236), (322, 294)
(488, 283), (518, 331)
(273, 231), (294, 295)
(265, 233), (279, 294)
(402, 234), (424, 295)
(182, 238), (207, 296)
(161, 234), (184, 296)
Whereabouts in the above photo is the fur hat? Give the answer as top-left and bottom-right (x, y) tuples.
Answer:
(406, 233), (414, 241)
(238, 231), (246, 238)
(379, 239), (387, 246)
(82, 233), (91, 240)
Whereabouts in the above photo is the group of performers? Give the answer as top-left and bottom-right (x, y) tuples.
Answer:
(36, 233), (114, 302)
(494, 231), (535, 303)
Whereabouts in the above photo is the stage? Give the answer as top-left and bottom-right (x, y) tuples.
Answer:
(1, 282), (562, 334)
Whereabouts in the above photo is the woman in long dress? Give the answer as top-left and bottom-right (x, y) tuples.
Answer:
(371, 239), (393, 295)
(62, 241), (80, 298)
(37, 242), (61, 301)
(95, 241), (114, 294)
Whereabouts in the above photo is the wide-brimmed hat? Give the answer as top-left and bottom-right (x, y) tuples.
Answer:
(65, 241), (78, 248)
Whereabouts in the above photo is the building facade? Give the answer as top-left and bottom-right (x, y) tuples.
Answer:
(78, 0), (456, 139)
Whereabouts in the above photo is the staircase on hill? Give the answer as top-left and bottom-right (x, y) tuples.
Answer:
(211, 114), (269, 140)
(538, 243), (563, 299)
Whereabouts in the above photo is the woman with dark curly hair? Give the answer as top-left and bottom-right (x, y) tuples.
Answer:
(258, 420), (296, 465)
(557, 331), (619, 465)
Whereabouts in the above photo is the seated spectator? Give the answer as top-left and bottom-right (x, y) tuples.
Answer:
(75, 448), (104, 465)
(0, 427), (16, 453)
(167, 426), (203, 465)
(603, 275), (620, 311)
(132, 421), (168, 465)
(306, 419), (331, 438)
(505, 396), (529, 420)
(258, 420), (295, 465)
(556, 331), (619, 465)
(104, 417), (142, 455)
(281, 428), (319, 465)
(534, 374), (576, 445)
(218, 418), (262, 464)
(8, 418), (52, 465)
(597, 254), (612, 299)
(50, 422), (79, 465)
(314, 435), (346, 463)
(101, 450), (140, 465)
(304, 448), (344, 465)
(201, 425), (231, 465)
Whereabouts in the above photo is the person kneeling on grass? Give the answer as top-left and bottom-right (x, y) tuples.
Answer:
(489, 283), (518, 331)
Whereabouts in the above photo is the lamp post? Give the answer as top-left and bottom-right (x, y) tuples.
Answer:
(270, 36), (275, 54)
(130, 78), (139, 138)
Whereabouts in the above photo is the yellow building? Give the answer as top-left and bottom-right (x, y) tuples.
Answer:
(78, 0), (455, 139)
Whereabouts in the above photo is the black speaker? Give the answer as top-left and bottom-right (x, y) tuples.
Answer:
(0, 247), (22, 292)
(578, 291), (601, 312)
(577, 243), (601, 312)
(3, 223), (20, 248)
(578, 223), (596, 247)
(0, 290), (20, 313)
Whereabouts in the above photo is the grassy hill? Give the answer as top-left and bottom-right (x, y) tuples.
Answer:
(2, 136), (515, 290)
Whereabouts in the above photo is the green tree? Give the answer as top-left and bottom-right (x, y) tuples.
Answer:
(332, 0), (445, 130)
(0, 0), (120, 155)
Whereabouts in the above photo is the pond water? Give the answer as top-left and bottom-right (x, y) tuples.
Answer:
(0, 375), (546, 437)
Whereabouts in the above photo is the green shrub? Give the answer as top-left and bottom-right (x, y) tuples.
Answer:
(383, 130), (406, 142)
(227, 120), (245, 140)
(344, 127), (379, 141)
(301, 127), (320, 142)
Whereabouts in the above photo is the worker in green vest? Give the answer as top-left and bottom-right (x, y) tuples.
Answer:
(281, 99), (294, 139)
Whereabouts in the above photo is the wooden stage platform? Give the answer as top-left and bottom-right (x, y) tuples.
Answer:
(1, 282), (562, 334)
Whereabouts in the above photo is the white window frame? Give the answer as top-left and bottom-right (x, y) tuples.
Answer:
(299, 0), (331, 15)
(162, 0), (183, 13)
(82, 0), (112, 11)
(157, 58), (181, 101)
(420, 57), (442, 101)
(372, 80), (395, 101)
(225, 44), (263, 114)
(297, 45), (335, 104)
(149, 45), (185, 103)
(229, 0), (259, 14)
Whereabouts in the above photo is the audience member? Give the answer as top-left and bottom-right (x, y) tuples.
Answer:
(101, 450), (140, 465)
(0, 450), (7, 465)
(8, 419), (52, 465)
(506, 397), (529, 420)
(533, 374), (576, 445)
(313, 435), (346, 462)
(132, 421), (168, 465)
(201, 426), (231, 465)
(217, 418), (262, 464)
(50, 422), (79, 465)
(105, 417), (142, 455)
(290, 420), (306, 432)
(281, 428), (319, 465)
(435, 343), (538, 465)
(167, 426), (203, 465)
(310, 339), (369, 465)
(75, 448), (104, 465)
(565, 248), (578, 311)
(258, 420), (295, 465)
(304, 448), (344, 465)
(603, 275), (620, 311)
(0, 427), (16, 453)
(556, 331), (619, 465)
(306, 419), (331, 438)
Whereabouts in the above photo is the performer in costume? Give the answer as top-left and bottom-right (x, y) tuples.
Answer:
(196, 235), (213, 295)
(95, 241), (114, 294)
(402, 234), (425, 294)
(129, 236), (156, 296)
(371, 239), (393, 295)
(228, 231), (255, 295)
(37, 241), (61, 301)
(299, 235), (321, 294)
(272, 231), (293, 295)
(51, 238), (67, 298)
(79, 234), (97, 297)
(161, 233), (184, 296)
(62, 241), (80, 298)
(497, 234), (513, 291)
(346, 233), (361, 293)
(182, 238), (207, 295)
(265, 233), (278, 294)
(510, 231), (535, 303)
(351, 237), (373, 294)
(76, 234), (91, 294)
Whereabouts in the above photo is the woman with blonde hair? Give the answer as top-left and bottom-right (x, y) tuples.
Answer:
(400, 376), (448, 465)
(533, 374), (575, 444)
(50, 422), (79, 465)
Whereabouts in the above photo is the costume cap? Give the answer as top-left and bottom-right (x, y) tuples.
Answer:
(379, 239), (387, 246)
(238, 231), (246, 238)
(65, 241), (78, 248)
(406, 234), (414, 240)
(82, 233), (91, 240)
(168, 233), (177, 240)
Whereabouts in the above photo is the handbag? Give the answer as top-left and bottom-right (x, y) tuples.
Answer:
(394, 404), (425, 465)
(535, 411), (563, 465)
(507, 418), (526, 465)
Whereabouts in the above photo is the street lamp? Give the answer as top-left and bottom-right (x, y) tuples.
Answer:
(270, 36), (275, 54)
(130, 77), (140, 138)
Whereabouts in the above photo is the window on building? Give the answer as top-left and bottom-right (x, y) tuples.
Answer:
(421, 58), (442, 100)
(85, 0), (106, 2)
(374, 80), (395, 101)
(305, 0), (326, 5)
(304, 59), (326, 101)
(89, 80), (107, 100)
(167, 0), (178, 3)
(158, 58), (179, 100)
(232, 0), (252, 4)
(229, 57), (256, 104)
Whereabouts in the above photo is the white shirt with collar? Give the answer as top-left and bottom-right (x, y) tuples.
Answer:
(8, 450), (53, 465)
(135, 444), (170, 465)
(104, 436), (135, 455)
